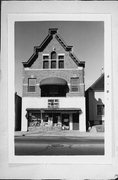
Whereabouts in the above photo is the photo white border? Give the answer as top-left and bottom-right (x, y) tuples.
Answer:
(8, 13), (112, 164)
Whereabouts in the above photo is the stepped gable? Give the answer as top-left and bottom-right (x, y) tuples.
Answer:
(22, 28), (85, 68)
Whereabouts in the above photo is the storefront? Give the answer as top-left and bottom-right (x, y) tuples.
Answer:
(26, 108), (82, 131)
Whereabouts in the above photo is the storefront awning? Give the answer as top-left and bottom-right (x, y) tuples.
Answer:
(26, 108), (82, 113)
(40, 77), (67, 86)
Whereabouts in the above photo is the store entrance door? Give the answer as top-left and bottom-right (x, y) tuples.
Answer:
(53, 113), (59, 126)
(62, 114), (69, 130)
(73, 113), (79, 130)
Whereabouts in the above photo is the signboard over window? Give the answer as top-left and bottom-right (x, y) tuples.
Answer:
(48, 99), (59, 108)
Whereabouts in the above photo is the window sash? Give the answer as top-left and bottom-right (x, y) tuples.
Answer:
(70, 77), (79, 92)
(97, 105), (104, 115)
(28, 86), (35, 92)
(58, 60), (64, 68)
(51, 51), (57, 60)
(58, 55), (64, 60)
(43, 61), (49, 69)
(28, 78), (36, 86)
(70, 85), (79, 92)
(28, 78), (36, 92)
(43, 55), (49, 60)
(70, 77), (79, 85)
(51, 61), (56, 69)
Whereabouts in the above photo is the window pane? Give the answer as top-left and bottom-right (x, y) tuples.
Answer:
(28, 86), (35, 92)
(28, 78), (36, 92)
(70, 77), (79, 84)
(51, 51), (57, 60)
(28, 78), (36, 86)
(58, 55), (64, 60)
(70, 77), (79, 92)
(51, 61), (56, 68)
(59, 60), (64, 68)
(97, 105), (104, 115)
(71, 86), (78, 92)
(43, 61), (49, 69)
(43, 55), (49, 60)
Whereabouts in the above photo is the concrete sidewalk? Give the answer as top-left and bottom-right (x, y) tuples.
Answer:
(15, 130), (104, 138)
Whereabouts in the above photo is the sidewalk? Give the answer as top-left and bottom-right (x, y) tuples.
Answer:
(15, 129), (104, 138)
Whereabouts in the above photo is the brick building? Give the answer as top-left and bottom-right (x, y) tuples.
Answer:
(21, 28), (86, 132)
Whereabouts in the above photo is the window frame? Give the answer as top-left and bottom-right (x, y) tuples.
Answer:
(58, 54), (64, 69)
(51, 60), (56, 69)
(97, 104), (105, 116)
(43, 54), (49, 69)
(28, 78), (36, 92)
(70, 77), (79, 92)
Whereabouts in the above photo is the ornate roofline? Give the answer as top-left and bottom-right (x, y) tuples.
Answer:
(22, 28), (85, 68)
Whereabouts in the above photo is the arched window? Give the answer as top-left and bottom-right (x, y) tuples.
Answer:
(51, 51), (57, 60)
(51, 51), (57, 68)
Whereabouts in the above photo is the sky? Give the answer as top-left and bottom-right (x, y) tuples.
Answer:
(15, 21), (104, 96)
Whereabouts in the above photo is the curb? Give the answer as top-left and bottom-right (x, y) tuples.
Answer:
(15, 131), (104, 138)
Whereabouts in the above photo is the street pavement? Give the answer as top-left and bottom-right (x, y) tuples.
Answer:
(15, 135), (104, 155)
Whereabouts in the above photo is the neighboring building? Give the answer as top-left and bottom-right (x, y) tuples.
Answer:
(85, 74), (104, 130)
(15, 92), (22, 131)
(21, 28), (86, 132)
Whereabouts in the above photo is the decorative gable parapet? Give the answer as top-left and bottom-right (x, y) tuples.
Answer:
(55, 34), (85, 67)
(34, 34), (53, 52)
(22, 53), (38, 68)
(22, 28), (85, 68)
(55, 34), (73, 51)
(69, 52), (85, 67)
(48, 28), (58, 35)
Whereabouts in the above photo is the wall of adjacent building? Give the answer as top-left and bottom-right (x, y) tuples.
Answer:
(86, 89), (104, 127)
(15, 93), (22, 131)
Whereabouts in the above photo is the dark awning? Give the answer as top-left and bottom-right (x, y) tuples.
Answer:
(26, 108), (82, 113)
(40, 77), (67, 86)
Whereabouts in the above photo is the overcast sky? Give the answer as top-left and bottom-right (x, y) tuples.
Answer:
(15, 21), (104, 96)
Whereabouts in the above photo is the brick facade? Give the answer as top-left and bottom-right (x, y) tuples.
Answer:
(22, 29), (85, 97)
(21, 28), (86, 132)
(23, 69), (84, 97)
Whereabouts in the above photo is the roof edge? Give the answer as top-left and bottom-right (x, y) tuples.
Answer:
(86, 73), (104, 91)
(22, 28), (85, 68)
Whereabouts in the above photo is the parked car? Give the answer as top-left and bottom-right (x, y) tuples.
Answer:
(90, 124), (104, 132)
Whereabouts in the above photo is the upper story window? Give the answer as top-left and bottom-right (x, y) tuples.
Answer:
(51, 51), (57, 60)
(43, 55), (49, 69)
(28, 78), (36, 92)
(51, 51), (57, 69)
(51, 61), (56, 69)
(70, 77), (79, 92)
(97, 104), (104, 116)
(58, 55), (64, 69)
(42, 52), (64, 69)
